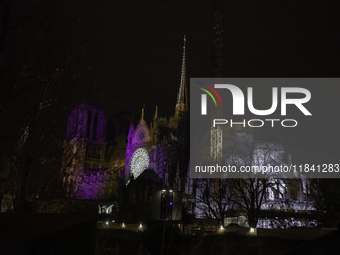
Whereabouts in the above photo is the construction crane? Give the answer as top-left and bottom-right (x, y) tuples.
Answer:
(213, 0), (224, 79)
(211, 0), (224, 162)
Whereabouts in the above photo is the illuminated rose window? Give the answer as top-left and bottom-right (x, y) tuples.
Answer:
(130, 148), (150, 179)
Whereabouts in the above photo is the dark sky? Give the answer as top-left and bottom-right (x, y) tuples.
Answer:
(77, 0), (213, 115)
(72, 0), (340, 165)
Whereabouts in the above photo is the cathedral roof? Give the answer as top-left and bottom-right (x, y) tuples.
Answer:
(133, 169), (164, 187)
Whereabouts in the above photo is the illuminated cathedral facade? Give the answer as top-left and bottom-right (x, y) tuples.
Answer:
(62, 36), (194, 214)
(62, 36), (313, 225)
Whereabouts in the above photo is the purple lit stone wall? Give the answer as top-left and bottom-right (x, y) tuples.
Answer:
(74, 168), (109, 200)
(67, 102), (106, 143)
(65, 102), (108, 200)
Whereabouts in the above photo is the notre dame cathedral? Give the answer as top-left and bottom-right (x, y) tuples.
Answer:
(62, 36), (194, 216)
(62, 36), (314, 225)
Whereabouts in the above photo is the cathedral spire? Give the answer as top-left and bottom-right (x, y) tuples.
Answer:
(154, 105), (158, 120)
(176, 35), (187, 111)
(141, 104), (145, 121)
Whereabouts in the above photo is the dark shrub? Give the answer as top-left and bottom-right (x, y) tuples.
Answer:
(142, 223), (181, 255)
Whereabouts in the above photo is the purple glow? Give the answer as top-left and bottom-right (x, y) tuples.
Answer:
(73, 167), (108, 200)
(65, 102), (108, 200)
(67, 102), (106, 143)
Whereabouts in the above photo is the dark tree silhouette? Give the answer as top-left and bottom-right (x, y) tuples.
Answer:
(224, 132), (286, 228)
(196, 178), (233, 225)
(309, 179), (340, 227)
(0, 1), (96, 212)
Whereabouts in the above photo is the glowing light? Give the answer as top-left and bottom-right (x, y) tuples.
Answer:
(106, 222), (108, 225)
(122, 223), (125, 227)
(139, 224), (142, 228)
(220, 226), (223, 229)
(112, 220), (115, 223)
(130, 148), (150, 179)
(250, 228), (254, 232)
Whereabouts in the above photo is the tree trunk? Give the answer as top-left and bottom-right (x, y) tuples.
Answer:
(248, 210), (258, 228)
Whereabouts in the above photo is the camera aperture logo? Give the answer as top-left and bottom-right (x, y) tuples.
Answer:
(198, 82), (312, 128)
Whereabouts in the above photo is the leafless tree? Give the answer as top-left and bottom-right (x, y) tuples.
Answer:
(0, 1), (98, 212)
(195, 178), (233, 225)
(224, 132), (287, 228)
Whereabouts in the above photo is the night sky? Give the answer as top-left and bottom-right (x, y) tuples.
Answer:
(68, 0), (340, 165)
